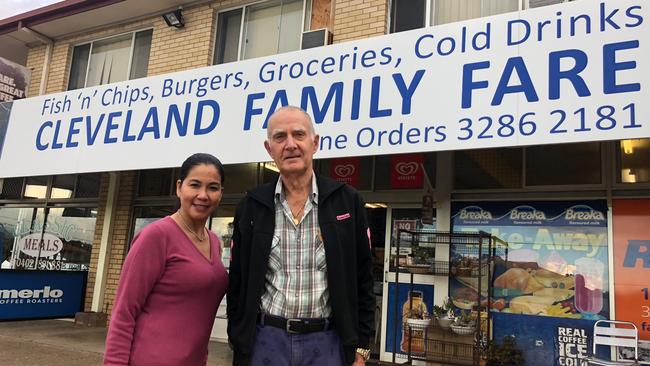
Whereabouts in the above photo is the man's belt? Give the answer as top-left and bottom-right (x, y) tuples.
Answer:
(258, 313), (334, 334)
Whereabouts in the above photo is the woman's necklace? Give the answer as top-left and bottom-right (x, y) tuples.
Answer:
(177, 210), (206, 242)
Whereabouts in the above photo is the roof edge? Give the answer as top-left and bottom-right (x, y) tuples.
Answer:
(0, 0), (125, 36)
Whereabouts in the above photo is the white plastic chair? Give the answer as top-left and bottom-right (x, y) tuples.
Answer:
(584, 320), (639, 366)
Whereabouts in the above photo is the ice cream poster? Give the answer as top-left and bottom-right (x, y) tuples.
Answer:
(451, 201), (609, 320)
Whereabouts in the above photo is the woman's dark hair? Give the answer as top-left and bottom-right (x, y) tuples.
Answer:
(179, 153), (226, 185)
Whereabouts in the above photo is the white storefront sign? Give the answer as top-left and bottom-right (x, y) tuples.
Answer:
(0, 0), (647, 178)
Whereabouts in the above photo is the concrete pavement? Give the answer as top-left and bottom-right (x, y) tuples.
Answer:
(0, 319), (233, 366)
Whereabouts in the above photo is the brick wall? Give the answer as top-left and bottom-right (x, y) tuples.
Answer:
(83, 171), (137, 319)
(103, 171), (136, 318)
(333, 0), (387, 43)
(24, 45), (45, 97)
(147, 5), (215, 76)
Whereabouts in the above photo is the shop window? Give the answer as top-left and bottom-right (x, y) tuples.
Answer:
(51, 175), (75, 199)
(43, 207), (97, 271)
(375, 153), (436, 190)
(317, 157), (373, 191)
(68, 29), (153, 90)
(526, 142), (601, 186)
(0, 177), (23, 199)
(618, 139), (650, 184)
(262, 162), (280, 184)
(132, 206), (176, 237)
(75, 173), (101, 198)
(0, 206), (96, 271)
(137, 169), (174, 197)
(214, 0), (309, 64)
(0, 207), (44, 269)
(454, 148), (522, 189)
(24, 176), (48, 199)
(210, 204), (237, 269)
(223, 164), (258, 195)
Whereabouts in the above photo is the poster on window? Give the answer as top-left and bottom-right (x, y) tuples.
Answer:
(0, 101), (11, 161)
(390, 154), (423, 189)
(0, 57), (30, 102)
(451, 201), (609, 320)
(613, 199), (650, 344)
(492, 312), (603, 366)
(385, 283), (434, 356)
(330, 157), (360, 188)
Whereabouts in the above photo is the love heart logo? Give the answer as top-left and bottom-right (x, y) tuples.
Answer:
(334, 164), (355, 177)
(395, 162), (418, 176)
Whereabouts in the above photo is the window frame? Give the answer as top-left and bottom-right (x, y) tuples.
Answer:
(612, 140), (650, 191)
(212, 0), (312, 65)
(67, 27), (154, 90)
(451, 142), (608, 194)
(0, 174), (102, 204)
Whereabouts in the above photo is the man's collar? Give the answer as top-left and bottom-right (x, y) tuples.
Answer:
(275, 171), (319, 203)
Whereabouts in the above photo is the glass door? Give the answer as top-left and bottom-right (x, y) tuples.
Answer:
(380, 205), (438, 362)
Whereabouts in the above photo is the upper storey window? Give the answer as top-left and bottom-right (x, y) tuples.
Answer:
(214, 0), (311, 64)
(68, 29), (153, 90)
(390, 0), (570, 33)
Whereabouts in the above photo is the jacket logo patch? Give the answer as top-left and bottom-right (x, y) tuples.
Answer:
(336, 213), (351, 221)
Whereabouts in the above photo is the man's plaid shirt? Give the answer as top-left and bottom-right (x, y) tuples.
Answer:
(259, 176), (332, 319)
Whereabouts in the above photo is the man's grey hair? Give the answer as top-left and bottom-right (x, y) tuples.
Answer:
(267, 105), (316, 138)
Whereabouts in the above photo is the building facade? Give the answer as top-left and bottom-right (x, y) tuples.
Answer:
(1, 0), (649, 365)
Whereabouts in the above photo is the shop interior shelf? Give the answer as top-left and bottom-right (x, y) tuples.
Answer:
(401, 261), (449, 276)
(390, 230), (501, 366)
(396, 325), (476, 365)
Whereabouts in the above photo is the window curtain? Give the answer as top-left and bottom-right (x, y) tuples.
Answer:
(278, 0), (303, 54)
(67, 44), (90, 90)
(482, 0), (519, 17)
(129, 30), (153, 80)
(214, 9), (243, 64)
(86, 34), (132, 87)
(243, 0), (302, 60)
(529, 0), (564, 9)
(434, 0), (519, 25)
(435, 0), (481, 25)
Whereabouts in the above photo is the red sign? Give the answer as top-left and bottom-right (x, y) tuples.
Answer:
(613, 199), (650, 341)
(390, 154), (424, 189)
(330, 157), (360, 187)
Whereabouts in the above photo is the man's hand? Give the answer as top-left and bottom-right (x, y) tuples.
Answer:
(351, 352), (366, 366)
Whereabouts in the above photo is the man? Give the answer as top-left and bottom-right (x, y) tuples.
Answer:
(227, 106), (374, 366)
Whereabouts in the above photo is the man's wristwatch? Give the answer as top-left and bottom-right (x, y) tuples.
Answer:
(356, 348), (371, 361)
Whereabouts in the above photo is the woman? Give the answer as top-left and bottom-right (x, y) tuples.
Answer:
(104, 153), (228, 366)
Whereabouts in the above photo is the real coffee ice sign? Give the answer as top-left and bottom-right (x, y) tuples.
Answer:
(19, 233), (63, 257)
